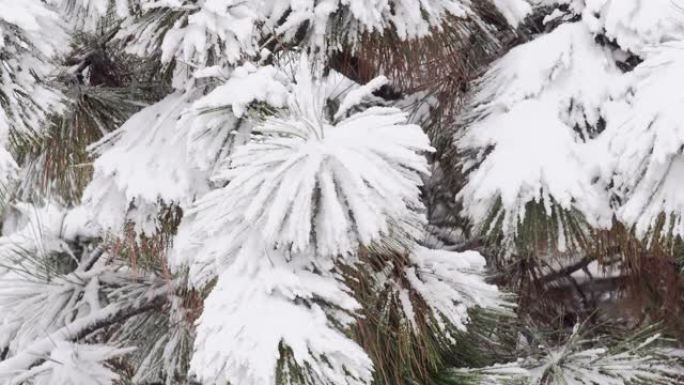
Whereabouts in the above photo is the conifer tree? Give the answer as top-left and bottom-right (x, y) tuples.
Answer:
(0, 1), (683, 385)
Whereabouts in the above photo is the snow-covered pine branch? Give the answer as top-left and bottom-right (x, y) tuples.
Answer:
(82, 62), (290, 235)
(168, 57), (509, 385)
(455, 22), (616, 255)
(57, 0), (131, 30)
(581, 0), (684, 57)
(0, 0), (65, 138)
(452, 325), (684, 385)
(118, 0), (531, 77)
(173, 56), (433, 280)
(0, 1), (67, 194)
(82, 91), (206, 235)
(0, 203), (171, 384)
(23, 342), (133, 385)
(190, 244), (374, 385)
(601, 40), (684, 240)
(170, 58), (431, 385)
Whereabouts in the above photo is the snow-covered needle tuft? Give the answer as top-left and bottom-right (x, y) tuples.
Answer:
(29, 342), (133, 385)
(175, 57), (434, 279)
(453, 327), (684, 385)
(603, 41), (684, 239)
(456, 22), (617, 253)
(191, 247), (373, 385)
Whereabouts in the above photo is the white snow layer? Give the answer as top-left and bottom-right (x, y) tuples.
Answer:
(121, 0), (530, 72)
(457, 23), (617, 242)
(457, 8), (684, 242)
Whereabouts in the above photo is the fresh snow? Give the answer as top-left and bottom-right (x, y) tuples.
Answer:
(457, 22), (617, 246)
(1, 1), (684, 385)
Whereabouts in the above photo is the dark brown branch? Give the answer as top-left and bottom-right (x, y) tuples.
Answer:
(539, 257), (594, 284)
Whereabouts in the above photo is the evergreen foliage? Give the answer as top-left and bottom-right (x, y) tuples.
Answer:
(0, 1), (682, 385)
